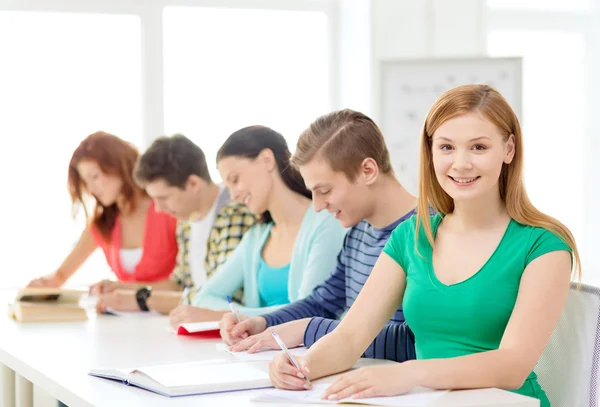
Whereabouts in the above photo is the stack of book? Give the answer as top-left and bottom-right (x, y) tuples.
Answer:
(7, 287), (88, 322)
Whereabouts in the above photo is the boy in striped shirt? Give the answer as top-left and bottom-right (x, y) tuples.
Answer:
(219, 109), (419, 362)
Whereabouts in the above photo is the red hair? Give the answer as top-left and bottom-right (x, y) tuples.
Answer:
(68, 131), (146, 242)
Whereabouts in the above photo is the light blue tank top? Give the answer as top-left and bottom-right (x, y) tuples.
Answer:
(257, 257), (290, 307)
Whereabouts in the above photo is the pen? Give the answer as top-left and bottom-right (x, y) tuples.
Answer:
(226, 296), (241, 323)
(180, 285), (191, 305)
(272, 331), (311, 386)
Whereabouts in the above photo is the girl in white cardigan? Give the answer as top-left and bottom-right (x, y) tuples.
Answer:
(169, 126), (346, 326)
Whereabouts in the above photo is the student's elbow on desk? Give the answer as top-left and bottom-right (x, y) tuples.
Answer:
(491, 366), (528, 391)
(489, 352), (534, 391)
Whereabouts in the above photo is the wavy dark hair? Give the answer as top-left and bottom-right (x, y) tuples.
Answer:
(217, 125), (311, 223)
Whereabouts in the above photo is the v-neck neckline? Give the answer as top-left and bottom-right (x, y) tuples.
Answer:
(427, 214), (514, 290)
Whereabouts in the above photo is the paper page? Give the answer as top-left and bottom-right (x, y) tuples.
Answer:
(89, 367), (136, 379)
(217, 343), (308, 362)
(105, 308), (162, 317)
(179, 321), (219, 332)
(253, 383), (448, 406)
(346, 386), (448, 406)
(91, 359), (228, 380)
(136, 359), (269, 388)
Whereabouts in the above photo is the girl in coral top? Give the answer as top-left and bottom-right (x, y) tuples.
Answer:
(28, 131), (177, 289)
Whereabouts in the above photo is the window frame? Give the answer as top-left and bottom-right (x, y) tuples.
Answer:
(0, 0), (339, 149)
(0, 0), (339, 288)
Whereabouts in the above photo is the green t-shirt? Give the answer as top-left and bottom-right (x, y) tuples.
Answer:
(382, 214), (571, 407)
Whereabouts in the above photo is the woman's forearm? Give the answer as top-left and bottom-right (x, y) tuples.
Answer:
(410, 349), (530, 391)
(147, 292), (184, 314)
(305, 328), (365, 380)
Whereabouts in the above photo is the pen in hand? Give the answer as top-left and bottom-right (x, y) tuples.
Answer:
(227, 296), (241, 323)
(180, 285), (191, 306)
(272, 331), (311, 387)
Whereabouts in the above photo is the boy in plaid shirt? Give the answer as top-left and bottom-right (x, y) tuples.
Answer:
(95, 134), (255, 317)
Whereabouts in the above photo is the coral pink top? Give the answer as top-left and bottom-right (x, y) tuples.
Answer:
(91, 201), (178, 282)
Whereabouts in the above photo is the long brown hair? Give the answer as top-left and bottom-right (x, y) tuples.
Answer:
(416, 84), (581, 279)
(68, 131), (145, 242)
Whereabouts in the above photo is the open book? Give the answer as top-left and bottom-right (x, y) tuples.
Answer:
(89, 358), (272, 397)
(254, 383), (447, 406)
(14, 287), (86, 303)
(8, 287), (88, 322)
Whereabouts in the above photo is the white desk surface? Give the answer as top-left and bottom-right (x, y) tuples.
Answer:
(0, 296), (539, 407)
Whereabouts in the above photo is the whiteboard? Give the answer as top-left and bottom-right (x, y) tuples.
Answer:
(378, 57), (522, 195)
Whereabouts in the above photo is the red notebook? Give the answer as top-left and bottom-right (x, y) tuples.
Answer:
(176, 321), (221, 338)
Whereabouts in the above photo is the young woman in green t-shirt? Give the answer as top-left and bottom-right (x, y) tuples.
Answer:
(268, 84), (581, 407)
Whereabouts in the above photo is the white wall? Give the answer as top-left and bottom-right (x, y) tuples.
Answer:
(339, 0), (487, 119)
(337, 0), (371, 114)
(584, 5), (600, 281)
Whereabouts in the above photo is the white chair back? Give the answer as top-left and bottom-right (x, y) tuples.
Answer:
(534, 283), (600, 407)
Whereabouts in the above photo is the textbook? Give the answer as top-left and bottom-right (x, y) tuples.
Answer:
(8, 287), (88, 322)
(89, 358), (272, 397)
(176, 321), (221, 338)
(8, 302), (88, 322)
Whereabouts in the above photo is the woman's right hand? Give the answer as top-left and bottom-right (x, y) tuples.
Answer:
(27, 274), (64, 288)
(269, 353), (312, 390)
(219, 314), (267, 345)
(89, 280), (118, 296)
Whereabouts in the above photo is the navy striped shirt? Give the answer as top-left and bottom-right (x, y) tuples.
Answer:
(262, 210), (417, 362)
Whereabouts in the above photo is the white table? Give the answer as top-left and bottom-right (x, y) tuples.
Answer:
(0, 305), (539, 406)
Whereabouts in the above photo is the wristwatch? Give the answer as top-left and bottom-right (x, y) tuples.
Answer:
(135, 286), (152, 311)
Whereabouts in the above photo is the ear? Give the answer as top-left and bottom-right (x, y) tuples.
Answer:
(258, 149), (277, 172)
(185, 174), (205, 191)
(504, 134), (516, 164)
(359, 157), (379, 186)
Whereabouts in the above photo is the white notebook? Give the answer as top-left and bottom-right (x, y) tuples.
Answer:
(253, 383), (448, 406)
(89, 358), (272, 397)
(217, 343), (309, 361)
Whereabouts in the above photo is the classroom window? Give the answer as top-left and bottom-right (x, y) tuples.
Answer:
(487, 30), (586, 254)
(0, 11), (142, 288)
(162, 6), (330, 181)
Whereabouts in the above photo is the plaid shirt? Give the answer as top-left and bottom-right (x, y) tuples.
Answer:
(170, 200), (256, 303)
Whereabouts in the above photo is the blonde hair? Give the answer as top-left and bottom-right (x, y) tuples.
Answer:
(416, 84), (581, 279)
(292, 109), (393, 180)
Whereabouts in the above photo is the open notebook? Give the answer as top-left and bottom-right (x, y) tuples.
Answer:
(253, 383), (447, 406)
(217, 343), (309, 361)
(251, 359), (448, 406)
(14, 287), (87, 303)
(89, 358), (272, 397)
